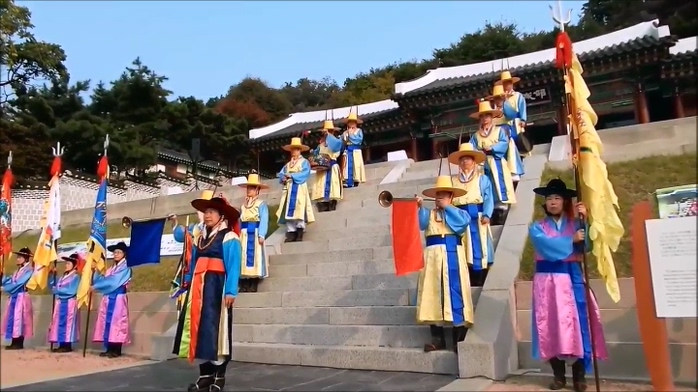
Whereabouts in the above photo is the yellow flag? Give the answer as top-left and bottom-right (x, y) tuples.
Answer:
(26, 175), (61, 291)
(566, 54), (623, 303)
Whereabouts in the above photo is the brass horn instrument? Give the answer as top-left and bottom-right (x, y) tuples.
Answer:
(378, 190), (434, 208)
(121, 214), (176, 229)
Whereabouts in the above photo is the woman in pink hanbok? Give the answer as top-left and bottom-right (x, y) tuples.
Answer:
(92, 241), (132, 358)
(528, 179), (607, 392)
(48, 253), (82, 353)
(1, 247), (34, 350)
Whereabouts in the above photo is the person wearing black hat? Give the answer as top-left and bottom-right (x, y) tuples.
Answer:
(1, 247), (35, 350)
(171, 195), (242, 392)
(528, 179), (608, 392)
(91, 241), (133, 358)
(47, 253), (82, 353)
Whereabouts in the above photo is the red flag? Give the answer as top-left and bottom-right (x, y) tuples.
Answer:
(390, 200), (423, 276)
(0, 166), (13, 258)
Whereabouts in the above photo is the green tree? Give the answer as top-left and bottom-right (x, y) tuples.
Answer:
(227, 77), (292, 122)
(0, 0), (67, 104)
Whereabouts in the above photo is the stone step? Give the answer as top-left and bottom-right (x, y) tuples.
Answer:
(236, 287), (482, 309)
(269, 246), (393, 265)
(258, 273), (417, 292)
(233, 305), (417, 325)
(235, 288), (416, 308)
(303, 224), (391, 242)
(234, 324), (430, 349)
(232, 342), (458, 375)
(280, 233), (392, 254)
(269, 258), (396, 278)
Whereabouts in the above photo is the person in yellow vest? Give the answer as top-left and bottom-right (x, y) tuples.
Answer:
(448, 144), (495, 287)
(277, 137), (315, 243)
(496, 70), (531, 158)
(486, 84), (525, 181)
(311, 119), (343, 212)
(339, 107), (366, 188)
(415, 175), (474, 353)
(237, 173), (269, 293)
(469, 100), (517, 205)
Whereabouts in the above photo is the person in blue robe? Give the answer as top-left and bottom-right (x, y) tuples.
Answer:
(1, 248), (34, 350)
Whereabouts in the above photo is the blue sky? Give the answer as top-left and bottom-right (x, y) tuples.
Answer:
(25, 1), (582, 100)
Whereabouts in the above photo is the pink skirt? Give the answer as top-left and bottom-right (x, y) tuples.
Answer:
(92, 294), (130, 344)
(48, 297), (80, 344)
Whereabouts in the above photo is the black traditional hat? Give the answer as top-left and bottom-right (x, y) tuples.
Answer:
(533, 178), (577, 199)
(13, 247), (33, 258)
(191, 196), (241, 224)
(107, 241), (129, 254)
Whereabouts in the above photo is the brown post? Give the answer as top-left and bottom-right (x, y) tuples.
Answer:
(635, 83), (650, 124)
(410, 137), (418, 162)
(673, 87), (685, 119)
(557, 104), (567, 135)
(363, 146), (371, 163)
(431, 139), (439, 159)
(631, 201), (675, 391)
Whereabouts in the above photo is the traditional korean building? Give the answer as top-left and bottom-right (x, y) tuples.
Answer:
(249, 20), (695, 170)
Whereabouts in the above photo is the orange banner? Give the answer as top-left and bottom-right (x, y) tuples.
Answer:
(391, 200), (423, 276)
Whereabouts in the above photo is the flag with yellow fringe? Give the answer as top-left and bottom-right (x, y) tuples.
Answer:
(556, 30), (623, 303)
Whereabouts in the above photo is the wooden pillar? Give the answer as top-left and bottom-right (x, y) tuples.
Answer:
(363, 146), (371, 163)
(635, 83), (650, 124)
(410, 138), (418, 162)
(557, 104), (567, 135)
(673, 87), (685, 119)
(431, 139), (439, 160)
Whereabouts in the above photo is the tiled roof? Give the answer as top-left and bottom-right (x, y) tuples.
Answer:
(668, 36), (697, 59)
(394, 20), (671, 97)
(249, 106), (401, 142)
(248, 99), (399, 140)
(157, 148), (220, 170)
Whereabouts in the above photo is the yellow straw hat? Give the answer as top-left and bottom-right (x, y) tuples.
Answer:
(238, 173), (269, 189)
(485, 84), (505, 101)
(493, 70), (521, 86)
(200, 190), (214, 200)
(469, 100), (503, 119)
(322, 120), (340, 132)
(448, 143), (486, 165)
(422, 175), (467, 199)
(341, 106), (363, 125)
(282, 137), (310, 152)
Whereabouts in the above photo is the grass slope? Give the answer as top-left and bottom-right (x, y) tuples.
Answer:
(519, 153), (697, 281)
(5, 205), (279, 292)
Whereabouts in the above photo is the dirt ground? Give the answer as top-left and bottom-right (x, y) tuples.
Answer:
(0, 349), (149, 388)
(486, 375), (698, 391)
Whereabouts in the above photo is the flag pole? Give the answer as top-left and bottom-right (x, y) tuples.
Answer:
(82, 134), (110, 358)
(49, 142), (64, 352)
(551, 2), (601, 392)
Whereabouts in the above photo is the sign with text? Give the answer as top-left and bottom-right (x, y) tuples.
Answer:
(521, 87), (551, 105)
(57, 234), (184, 261)
(645, 216), (697, 318)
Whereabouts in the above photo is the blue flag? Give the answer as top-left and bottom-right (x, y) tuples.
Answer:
(127, 218), (167, 267)
(78, 178), (108, 308)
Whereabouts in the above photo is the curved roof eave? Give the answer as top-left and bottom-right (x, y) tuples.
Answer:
(670, 36), (697, 55)
(248, 99), (400, 140)
(394, 19), (670, 95)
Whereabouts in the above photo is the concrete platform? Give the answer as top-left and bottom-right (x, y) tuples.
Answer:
(6, 360), (457, 391)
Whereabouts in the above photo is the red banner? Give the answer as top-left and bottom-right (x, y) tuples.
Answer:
(391, 200), (423, 276)
(0, 167), (13, 258)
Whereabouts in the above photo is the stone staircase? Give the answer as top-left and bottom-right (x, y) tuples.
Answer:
(152, 158), (509, 375)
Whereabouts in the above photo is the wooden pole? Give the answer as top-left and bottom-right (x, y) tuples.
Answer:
(630, 201), (675, 391)
(49, 240), (58, 352)
(82, 291), (93, 357)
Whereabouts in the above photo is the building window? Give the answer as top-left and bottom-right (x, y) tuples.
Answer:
(176, 164), (188, 174)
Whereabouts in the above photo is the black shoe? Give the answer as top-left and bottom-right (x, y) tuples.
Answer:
(53, 344), (72, 353)
(452, 326), (467, 353)
(317, 202), (329, 212)
(571, 359), (587, 392)
(188, 362), (216, 392)
(295, 228), (304, 242)
(329, 200), (337, 211)
(249, 279), (259, 293)
(239, 280), (249, 293)
(548, 358), (567, 390)
(107, 351), (121, 358)
(284, 231), (297, 243)
(6, 337), (24, 350)
(424, 325), (446, 353)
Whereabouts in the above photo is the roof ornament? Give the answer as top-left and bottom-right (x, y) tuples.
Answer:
(550, 0), (572, 32)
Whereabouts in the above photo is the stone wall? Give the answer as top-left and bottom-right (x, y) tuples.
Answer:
(9, 173), (223, 232)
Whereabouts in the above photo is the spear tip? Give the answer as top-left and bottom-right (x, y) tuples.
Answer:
(7, 151), (12, 166)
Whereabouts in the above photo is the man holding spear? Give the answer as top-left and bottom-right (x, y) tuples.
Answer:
(526, 2), (625, 391)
